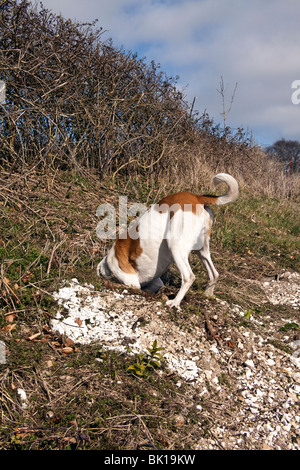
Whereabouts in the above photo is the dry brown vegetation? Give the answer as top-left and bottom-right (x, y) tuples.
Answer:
(0, 0), (195, 177)
(0, 1), (299, 451)
(0, 167), (299, 450)
(1, 0), (299, 198)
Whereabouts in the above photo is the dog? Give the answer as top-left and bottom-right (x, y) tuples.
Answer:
(97, 173), (238, 308)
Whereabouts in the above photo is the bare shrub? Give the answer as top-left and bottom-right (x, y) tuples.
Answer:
(0, 1), (298, 199)
(0, 0), (195, 176)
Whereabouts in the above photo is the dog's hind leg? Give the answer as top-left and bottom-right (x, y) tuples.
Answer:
(196, 236), (219, 297)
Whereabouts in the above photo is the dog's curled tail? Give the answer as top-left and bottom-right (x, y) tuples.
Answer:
(213, 173), (239, 206)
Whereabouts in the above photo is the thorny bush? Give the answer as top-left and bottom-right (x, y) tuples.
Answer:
(0, 0), (299, 197)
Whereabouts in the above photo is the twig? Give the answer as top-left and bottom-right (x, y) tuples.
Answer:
(203, 312), (222, 348)
(209, 429), (226, 450)
(47, 239), (66, 275)
(227, 350), (237, 377)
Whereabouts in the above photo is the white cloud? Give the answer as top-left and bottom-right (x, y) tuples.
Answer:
(38, 0), (300, 144)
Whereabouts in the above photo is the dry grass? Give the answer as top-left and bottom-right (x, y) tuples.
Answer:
(0, 165), (299, 450)
(160, 140), (300, 199)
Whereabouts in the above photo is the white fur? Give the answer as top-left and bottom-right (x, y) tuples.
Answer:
(213, 173), (239, 206)
(97, 173), (238, 309)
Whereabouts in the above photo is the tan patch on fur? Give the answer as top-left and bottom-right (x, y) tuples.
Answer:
(207, 212), (213, 237)
(114, 232), (143, 274)
(156, 192), (218, 218)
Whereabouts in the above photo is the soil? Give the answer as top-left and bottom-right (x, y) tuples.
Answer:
(0, 171), (299, 450)
(49, 271), (300, 450)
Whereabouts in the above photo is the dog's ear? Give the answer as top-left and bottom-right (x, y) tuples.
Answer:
(97, 257), (112, 277)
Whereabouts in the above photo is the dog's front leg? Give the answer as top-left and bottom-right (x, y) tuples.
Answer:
(166, 253), (195, 309)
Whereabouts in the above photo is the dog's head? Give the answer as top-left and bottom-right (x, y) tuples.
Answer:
(97, 256), (112, 277)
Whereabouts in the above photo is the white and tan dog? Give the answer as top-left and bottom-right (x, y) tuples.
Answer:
(97, 173), (238, 308)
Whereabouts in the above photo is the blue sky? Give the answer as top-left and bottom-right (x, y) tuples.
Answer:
(39, 0), (300, 146)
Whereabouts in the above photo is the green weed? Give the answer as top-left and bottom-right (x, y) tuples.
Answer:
(127, 340), (165, 377)
(279, 322), (299, 332)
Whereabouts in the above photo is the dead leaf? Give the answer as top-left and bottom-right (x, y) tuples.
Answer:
(104, 280), (114, 290)
(261, 443), (273, 450)
(61, 436), (77, 446)
(5, 312), (16, 323)
(14, 428), (34, 439)
(64, 337), (75, 347)
(22, 272), (33, 284)
(62, 346), (73, 354)
(2, 323), (16, 332)
(75, 318), (82, 327)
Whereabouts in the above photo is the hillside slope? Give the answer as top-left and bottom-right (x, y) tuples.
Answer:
(0, 169), (299, 450)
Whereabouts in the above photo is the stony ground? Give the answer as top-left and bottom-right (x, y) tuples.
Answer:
(1, 171), (299, 450)
(49, 270), (300, 450)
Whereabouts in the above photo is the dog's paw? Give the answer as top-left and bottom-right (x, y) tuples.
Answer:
(166, 299), (181, 310)
(204, 287), (215, 298)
